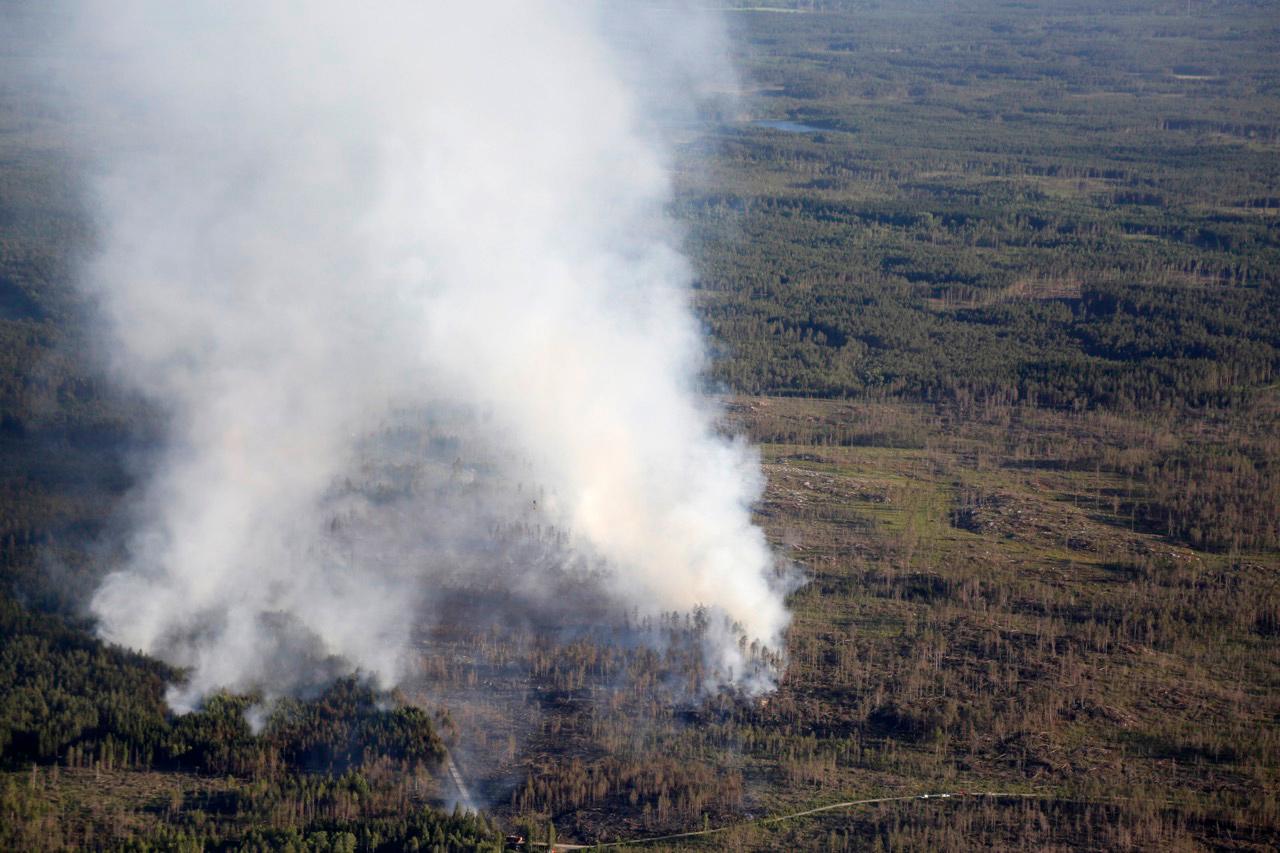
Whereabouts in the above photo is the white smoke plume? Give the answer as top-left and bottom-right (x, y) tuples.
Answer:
(44, 1), (789, 711)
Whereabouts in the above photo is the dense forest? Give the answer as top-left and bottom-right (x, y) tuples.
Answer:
(1, 0), (1278, 850)
(690, 0), (1279, 410)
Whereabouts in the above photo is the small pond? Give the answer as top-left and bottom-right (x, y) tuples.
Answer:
(751, 119), (826, 133)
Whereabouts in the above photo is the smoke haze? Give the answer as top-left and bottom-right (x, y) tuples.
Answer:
(42, 1), (789, 711)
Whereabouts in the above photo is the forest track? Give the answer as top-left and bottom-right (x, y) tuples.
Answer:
(536, 791), (1160, 850)
(443, 748), (478, 815)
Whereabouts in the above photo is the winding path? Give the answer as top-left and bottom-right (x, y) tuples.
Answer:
(533, 790), (1143, 850)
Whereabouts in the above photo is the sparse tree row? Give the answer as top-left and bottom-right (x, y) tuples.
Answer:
(513, 757), (744, 829)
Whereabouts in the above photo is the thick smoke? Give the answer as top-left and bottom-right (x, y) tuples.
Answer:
(47, 1), (789, 711)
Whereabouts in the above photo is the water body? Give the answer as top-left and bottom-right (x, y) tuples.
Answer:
(752, 119), (826, 133)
